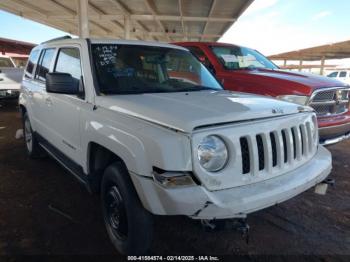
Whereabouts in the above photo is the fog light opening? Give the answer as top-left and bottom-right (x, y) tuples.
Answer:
(152, 167), (196, 188)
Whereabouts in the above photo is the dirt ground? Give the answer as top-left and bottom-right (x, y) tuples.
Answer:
(0, 100), (349, 260)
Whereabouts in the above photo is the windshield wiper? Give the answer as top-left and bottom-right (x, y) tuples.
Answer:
(173, 85), (218, 92)
(101, 85), (218, 95)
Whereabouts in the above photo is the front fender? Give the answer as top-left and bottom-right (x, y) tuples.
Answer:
(81, 108), (192, 176)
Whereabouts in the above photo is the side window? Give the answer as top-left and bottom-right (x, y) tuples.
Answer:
(327, 72), (338, 78)
(54, 48), (82, 80)
(339, 71), (347, 78)
(25, 50), (40, 78)
(35, 48), (55, 82)
(187, 46), (211, 68)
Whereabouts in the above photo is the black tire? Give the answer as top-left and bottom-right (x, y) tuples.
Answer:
(22, 112), (45, 158)
(101, 162), (154, 255)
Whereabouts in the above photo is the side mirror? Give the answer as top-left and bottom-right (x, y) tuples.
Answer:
(46, 72), (79, 94)
(198, 55), (206, 63)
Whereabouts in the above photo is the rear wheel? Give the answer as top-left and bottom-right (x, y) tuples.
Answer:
(101, 162), (153, 255)
(22, 112), (45, 158)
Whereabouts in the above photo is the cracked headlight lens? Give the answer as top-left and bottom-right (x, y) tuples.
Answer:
(197, 135), (228, 172)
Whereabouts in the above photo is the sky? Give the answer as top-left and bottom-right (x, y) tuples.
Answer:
(220, 0), (350, 56)
(0, 0), (349, 58)
(0, 9), (69, 44)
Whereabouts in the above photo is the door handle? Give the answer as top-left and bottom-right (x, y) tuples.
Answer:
(45, 97), (53, 106)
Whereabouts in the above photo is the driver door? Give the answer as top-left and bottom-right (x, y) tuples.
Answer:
(43, 46), (85, 164)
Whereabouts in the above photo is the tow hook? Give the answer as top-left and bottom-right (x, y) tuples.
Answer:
(201, 218), (250, 244)
(315, 178), (335, 195)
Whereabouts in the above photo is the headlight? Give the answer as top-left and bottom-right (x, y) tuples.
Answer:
(277, 95), (309, 105)
(197, 135), (228, 172)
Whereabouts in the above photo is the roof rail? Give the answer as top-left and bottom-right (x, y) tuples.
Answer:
(41, 35), (72, 44)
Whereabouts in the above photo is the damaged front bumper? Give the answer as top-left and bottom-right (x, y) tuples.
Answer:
(130, 146), (332, 219)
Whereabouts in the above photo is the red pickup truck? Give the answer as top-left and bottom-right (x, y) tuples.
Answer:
(175, 42), (350, 146)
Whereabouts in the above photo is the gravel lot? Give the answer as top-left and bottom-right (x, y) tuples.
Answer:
(0, 100), (349, 260)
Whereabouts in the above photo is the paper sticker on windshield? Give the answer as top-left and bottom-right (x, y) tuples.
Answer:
(221, 54), (238, 62)
(246, 54), (257, 62)
(94, 45), (118, 66)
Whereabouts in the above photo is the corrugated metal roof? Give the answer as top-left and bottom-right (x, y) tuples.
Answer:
(269, 40), (350, 61)
(0, 0), (253, 42)
(0, 37), (35, 54)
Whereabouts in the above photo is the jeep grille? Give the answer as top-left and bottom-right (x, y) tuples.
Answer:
(239, 120), (316, 175)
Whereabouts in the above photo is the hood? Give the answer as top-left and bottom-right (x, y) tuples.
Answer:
(235, 68), (348, 94)
(96, 90), (310, 133)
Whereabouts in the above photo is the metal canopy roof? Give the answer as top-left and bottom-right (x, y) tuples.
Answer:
(0, 37), (35, 55)
(269, 39), (350, 61)
(0, 0), (253, 42)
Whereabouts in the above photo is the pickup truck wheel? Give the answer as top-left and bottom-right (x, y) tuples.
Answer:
(23, 112), (44, 158)
(101, 162), (153, 255)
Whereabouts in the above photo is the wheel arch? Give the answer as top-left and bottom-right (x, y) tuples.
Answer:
(19, 104), (27, 117)
(87, 141), (138, 193)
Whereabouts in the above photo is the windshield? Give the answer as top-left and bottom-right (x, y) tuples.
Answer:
(92, 44), (222, 95)
(0, 57), (15, 68)
(211, 45), (278, 70)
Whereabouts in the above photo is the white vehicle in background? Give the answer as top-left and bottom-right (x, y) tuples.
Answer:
(327, 70), (350, 85)
(0, 55), (26, 100)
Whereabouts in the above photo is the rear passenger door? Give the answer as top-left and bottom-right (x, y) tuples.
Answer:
(44, 46), (85, 164)
(31, 48), (56, 136)
(21, 49), (40, 129)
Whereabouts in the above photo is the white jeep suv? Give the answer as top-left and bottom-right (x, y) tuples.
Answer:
(20, 37), (332, 255)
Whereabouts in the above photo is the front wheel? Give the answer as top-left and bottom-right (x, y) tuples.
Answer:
(101, 162), (154, 255)
(22, 112), (45, 158)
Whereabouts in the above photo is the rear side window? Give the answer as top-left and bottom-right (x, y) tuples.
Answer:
(25, 50), (40, 78)
(327, 72), (338, 78)
(339, 71), (347, 77)
(35, 48), (55, 82)
(54, 48), (82, 80)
